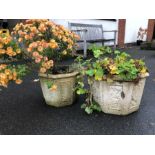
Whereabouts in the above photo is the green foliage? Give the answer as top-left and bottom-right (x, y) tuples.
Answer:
(86, 69), (95, 76)
(75, 44), (148, 114)
(94, 67), (103, 80)
(93, 49), (103, 58)
(76, 88), (87, 95)
(75, 81), (87, 95)
(46, 80), (54, 89)
(115, 52), (130, 63)
(2, 64), (29, 82)
(89, 44), (112, 58)
(117, 60), (139, 80)
(81, 101), (102, 114)
(114, 50), (121, 55)
(15, 64), (29, 79)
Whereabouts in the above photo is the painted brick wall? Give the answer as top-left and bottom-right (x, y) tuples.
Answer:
(147, 19), (155, 41)
(118, 19), (126, 48)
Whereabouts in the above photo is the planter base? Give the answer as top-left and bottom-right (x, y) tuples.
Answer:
(92, 78), (147, 115)
(39, 71), (78, 107)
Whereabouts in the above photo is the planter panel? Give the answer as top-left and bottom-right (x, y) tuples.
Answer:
(92, 78), (146, 115)
(39, 71), (78, 107)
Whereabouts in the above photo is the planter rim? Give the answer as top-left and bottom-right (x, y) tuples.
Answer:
(94, 73), (149, 83)
(38, 71), (79, 79)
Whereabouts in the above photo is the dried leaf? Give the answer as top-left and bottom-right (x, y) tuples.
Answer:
(107, 78), (113, 83)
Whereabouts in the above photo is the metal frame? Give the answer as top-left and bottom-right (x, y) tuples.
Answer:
(69, 22), (117, 58)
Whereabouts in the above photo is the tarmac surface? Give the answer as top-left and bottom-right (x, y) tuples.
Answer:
(0, 47), (155, 135)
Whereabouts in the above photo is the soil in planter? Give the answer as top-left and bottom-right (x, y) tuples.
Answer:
(50, 65), (74, 75)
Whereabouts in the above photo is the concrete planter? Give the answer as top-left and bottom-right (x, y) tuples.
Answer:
(39, 71), (79, 107)
(92, 75), (148, 115)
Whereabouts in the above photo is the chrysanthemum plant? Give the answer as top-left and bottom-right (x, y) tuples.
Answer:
(12, 19), (79, 74)
(0, 33), (28, 87)
(0, 19), (79, 89)
(0, 34), (22, 60)
(75, 44), (149, 114)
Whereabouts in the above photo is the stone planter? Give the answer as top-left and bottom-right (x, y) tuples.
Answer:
(92, 75), (148, 115)
(39, 71), (79, 107)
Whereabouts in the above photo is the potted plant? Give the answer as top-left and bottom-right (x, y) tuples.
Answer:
(11, 19), (80, 107)
(137, 27), (147, 46)
(75, 44), (149, 115)
(0, 33), (23, 63)
(0, 34), (28, 87)
(0, 63), (28, 87)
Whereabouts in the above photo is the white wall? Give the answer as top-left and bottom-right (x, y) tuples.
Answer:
(125, 19), (148, 43)
(51, 19), (118, 46)
(51, 19), (149, 45)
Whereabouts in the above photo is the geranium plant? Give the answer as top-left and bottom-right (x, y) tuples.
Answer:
(75, 44), (149, 114)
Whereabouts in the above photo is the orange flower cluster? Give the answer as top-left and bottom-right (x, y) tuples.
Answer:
(12, 19), (80, 74)
(27, 40), (54, 73)
(27, 39), (58, 53)
(0, 64), (22, 87)
(0, 35), (21, 57)
(13, 19), (79, 49)
(50, 84), (57, 92)
(40, 60), (54, 73)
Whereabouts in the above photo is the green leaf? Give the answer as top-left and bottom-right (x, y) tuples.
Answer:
(78, 81), (84, 88)
(93, 49), (103, 58)
(16, 64), (29, 78)
(46, 81), (54, 89)
(105, 46), (112, 54)
(95, 68), (103, 80)
(114, 50), (121, 55)
(81, 103), (87, 109)
(92, 102), (102, 112)
(76, 88), (86, 95)
(85, 107), (93, 114)
(86, 69), (95, 76)
(92, 60), (101, 69)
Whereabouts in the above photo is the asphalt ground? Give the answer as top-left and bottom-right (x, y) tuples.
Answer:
(0, 47), (155, 135)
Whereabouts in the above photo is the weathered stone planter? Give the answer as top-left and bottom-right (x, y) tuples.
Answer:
(92, 75), (149, 115)
(39, 71), (78, 107)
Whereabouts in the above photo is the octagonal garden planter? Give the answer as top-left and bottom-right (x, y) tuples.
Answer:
(92, 74), (149, 115)
(39, 71), (79, 107)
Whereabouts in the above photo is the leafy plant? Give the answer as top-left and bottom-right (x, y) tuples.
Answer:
(89, 44), (112, 58)
(81, 101), (102, 114)
(117, 60), (138, 80)
(75, 44), (149, 114)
